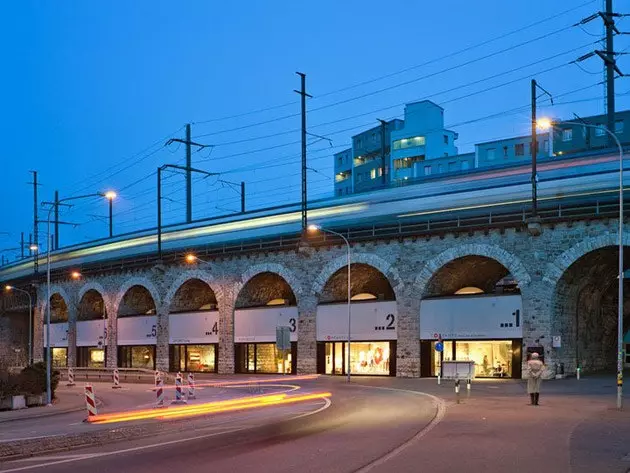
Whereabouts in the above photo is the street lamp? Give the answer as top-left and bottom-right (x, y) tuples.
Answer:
(539, 118), (624, 410)
(42, 192), (112, 407)
(308, 224), (352, 383)
(5, 285), (33, 365)
(104, 191), (116, 238)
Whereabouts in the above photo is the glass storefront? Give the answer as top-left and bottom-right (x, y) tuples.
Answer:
(427, 339), (519, 378)
(170, 344), (217, 373)
(235, 343), (296, 374)
(319, 341), (396, 376)
(118, 345), (156, 369)
(45, 347), (68, 368)
(77, 347), (106, 368)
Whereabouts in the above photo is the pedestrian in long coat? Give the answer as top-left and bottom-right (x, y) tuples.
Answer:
(527, 352), (544, 406)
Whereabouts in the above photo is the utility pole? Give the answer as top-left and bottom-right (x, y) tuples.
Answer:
(166, 125), (211, 224)
(30, 171), (39, 273)
(531, 79), (538, 219)
(28, 234), (32, 256)
(294, 72), (312, 232)
(605, 0), (616, 145)
(20, 232), (24, 259)
(377, 119), (388, 187)
(54, 190), (59, 250)
(241, 181), (246, 213)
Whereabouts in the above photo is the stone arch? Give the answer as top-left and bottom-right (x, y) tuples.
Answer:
(235, 265), (300, 309)
(312, 252), (404, 298)
(113, 277), (160, 317)
(164, 270), (222, 310)
(77, 289), (108, 321)
(165, 273), (220, 313)
(41, 285), (72, 312)
(544, 232), (630, 286)
(415, 244), (531, 297)
(78, 282), (109, 306)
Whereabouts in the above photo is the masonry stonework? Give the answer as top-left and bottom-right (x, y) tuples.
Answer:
(9, 219), (627, 378)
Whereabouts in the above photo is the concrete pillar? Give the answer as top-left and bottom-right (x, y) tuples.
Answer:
(396, 287), (420, 378)
(106, 304), (117, 369)
(520, 279), (555, 378)
(32, 302), (44, 363)
(218, 283), (236, 374)
(297, 294), (318, 374)
(67, 304), (77, 368)
(156, 304), (169, 372)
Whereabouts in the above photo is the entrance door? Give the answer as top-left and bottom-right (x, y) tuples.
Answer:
(625, 343), (630, 368)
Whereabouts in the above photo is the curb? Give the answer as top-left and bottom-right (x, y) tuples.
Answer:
(0, 397), (103, 425)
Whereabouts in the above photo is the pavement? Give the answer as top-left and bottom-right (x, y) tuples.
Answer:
(0, 374), (628, 473)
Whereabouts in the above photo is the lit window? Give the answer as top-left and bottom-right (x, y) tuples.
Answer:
(461, 161), (470, 171)
(487, 148), (496, 161)
(616, 120), (624, 134)
(424, 165), (432, 175)
(562, 129), (573, 142)
(595, 125), (606, 137)
(392, 136), (425, 150)
(370, 168), (376, 179)
(378, 167), (383, 177)
(455, 287), (484, 295)
(515, 143), (525, 156)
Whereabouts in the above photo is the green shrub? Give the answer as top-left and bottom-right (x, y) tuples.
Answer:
(20, 362), (60, 398)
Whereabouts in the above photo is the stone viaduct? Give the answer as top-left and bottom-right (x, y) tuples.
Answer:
(2, 218), (629, 378)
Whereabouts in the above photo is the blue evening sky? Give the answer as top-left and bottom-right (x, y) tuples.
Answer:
(1, 0), (628, 257)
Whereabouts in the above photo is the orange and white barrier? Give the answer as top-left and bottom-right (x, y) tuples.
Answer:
(187, 373), (196, 400)
(84, 384), (97, 419)
(155, 378), (165, 408)
(112, 368), (122, 389)
(66, 367), (75, 387)
(172, 372), (186, 405)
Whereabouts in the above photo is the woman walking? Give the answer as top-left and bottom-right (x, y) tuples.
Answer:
(527, 352), (544, 405)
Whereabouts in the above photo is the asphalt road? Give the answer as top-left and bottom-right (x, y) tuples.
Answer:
(0, 383), (439, 473)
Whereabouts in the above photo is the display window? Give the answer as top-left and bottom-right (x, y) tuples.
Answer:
(169, 344), (217, 373)
(44, 347), (68, 368)
(427, 339), (519, 378)
(235, 342), (296, 374)
(319, 341), (396, 376)
(118, 345), (155, 369)
(77, 347), (106, 368)
(625, 344), (629, 367)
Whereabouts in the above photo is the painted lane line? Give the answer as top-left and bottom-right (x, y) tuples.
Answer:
(13, 455), (93, 462)
(0, 396), (332, 473)
(352, 386), (447, 473)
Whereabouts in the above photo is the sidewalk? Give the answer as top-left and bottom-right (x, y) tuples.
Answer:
(349, 374), (630, 473)
(0, 387), (86, 423)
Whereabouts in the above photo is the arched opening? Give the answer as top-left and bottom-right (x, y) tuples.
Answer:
(234, 272), (298, 375)
(553, 246), (630, 374)
(317, 264), (397, 376)
(420, 255), (523, 379)
(46, 293), (69, 368)
(117, 285), (157, 370)
(76, 289), (107, 368)
(168, 279), (218, 373)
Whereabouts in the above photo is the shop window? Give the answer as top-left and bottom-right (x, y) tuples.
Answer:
(456, 340), (513, 378)
(51, 348), (67, 368)
(118, 346), (155, 369)
(170, 345), (216, 373)
(562, 129), (573, 142)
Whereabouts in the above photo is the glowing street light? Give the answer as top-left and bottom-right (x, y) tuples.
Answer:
(5, 285), (33, 364)
(102, 191), (117, 238)
(539, 117), (624, 410)
(71, 271), (81, 280)
(308, 224), (352, 383)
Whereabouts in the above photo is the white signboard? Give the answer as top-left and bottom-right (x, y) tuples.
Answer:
(77, 320), (107, 347)
(420, 295), (523, 340)
(117, 315), (157, 345)
(316, 301), (397, 342)
(169, 312), (219, 344)
(43, 322), (69, 348)
(234, 307), (298, 343)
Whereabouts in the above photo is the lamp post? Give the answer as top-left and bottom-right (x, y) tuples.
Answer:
(104, 191), (116, 238)
(41, 192), (114, 406)
(308, 224), (352, 383)
(539, 118), (624, 409)
(5, 285), (33, 365)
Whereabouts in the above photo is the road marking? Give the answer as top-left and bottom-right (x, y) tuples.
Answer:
(13, 455), (92, 462)
(352, 385), (447, 473)
(0, 397), (331, 473)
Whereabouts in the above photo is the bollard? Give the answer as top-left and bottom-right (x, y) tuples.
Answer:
(455, 379), (460, 404)
(172, 372), (186, 405)
(467, 378), (471, 391)
(187, 373), (196, 400)
(577, 367), (581, 380)
(437, 372), (441, 385)
(154, 370), (161, 385)
(84, 384), (98, 419)
(66, 367), (76, 387)
(155, 378), (165, 408)
(112, 368), (122, 389)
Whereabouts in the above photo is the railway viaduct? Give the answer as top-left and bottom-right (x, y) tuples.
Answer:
(1, 212), (629, 378)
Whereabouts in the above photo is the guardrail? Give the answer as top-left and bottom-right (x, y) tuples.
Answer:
(59, 368), (172, 384)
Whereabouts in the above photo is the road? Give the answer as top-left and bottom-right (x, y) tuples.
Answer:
(0, 381), (440, 473)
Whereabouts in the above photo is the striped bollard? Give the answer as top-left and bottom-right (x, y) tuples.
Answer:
(154, 370), (161, 386)
(66, 367), (76, 387)
(112, 368), (122, 389)
(172, 372), (186, 405)
(155, 378), (165, 408)
(187, 373), (196, 400)
(84, 384), (97, 420)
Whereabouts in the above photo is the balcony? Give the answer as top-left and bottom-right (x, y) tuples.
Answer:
(335, 171), (351, 182)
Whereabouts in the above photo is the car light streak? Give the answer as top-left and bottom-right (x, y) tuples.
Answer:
(87, 392), (332, 424)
